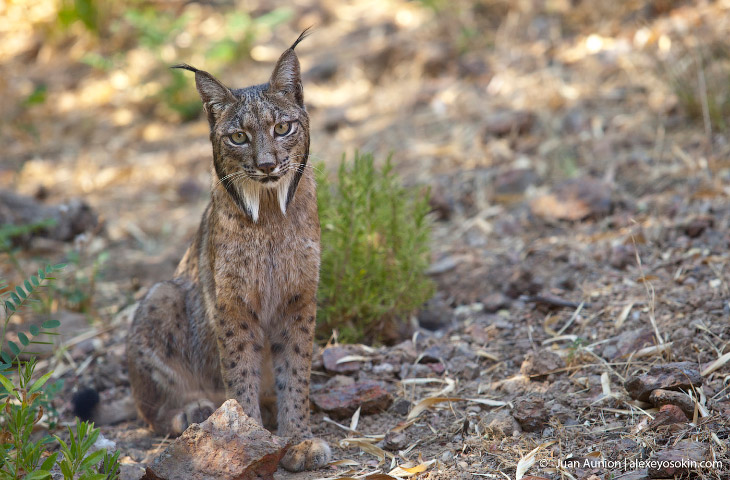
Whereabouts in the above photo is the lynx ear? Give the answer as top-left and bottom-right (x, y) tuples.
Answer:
(171, 64), (236, 116)
(268, 29), (311, 106)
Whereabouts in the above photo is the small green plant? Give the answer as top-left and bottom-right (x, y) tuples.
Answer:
(316, 152), (434, 344)
(0, 265), (120, 479)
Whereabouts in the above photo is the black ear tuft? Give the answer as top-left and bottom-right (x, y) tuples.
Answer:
(170, 63), (200, 73)
(290, 26), (313, 51)
(72, 387), (100, 421)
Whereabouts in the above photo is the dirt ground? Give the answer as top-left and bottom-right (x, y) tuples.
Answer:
(2, 0), (730, 479)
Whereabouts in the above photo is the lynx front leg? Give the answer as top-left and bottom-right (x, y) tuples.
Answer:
(272, 297), (331, 471)
(214, 296), (265, 424)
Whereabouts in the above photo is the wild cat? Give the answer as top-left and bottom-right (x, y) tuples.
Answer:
(74, 31), (330, 471)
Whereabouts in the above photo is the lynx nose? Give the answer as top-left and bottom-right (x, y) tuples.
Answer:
(258, 161), (276, 175)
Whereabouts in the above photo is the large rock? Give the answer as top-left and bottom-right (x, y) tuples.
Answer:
(311, 380), (393, 419)
(142, 400), (287, 480)
(512, 395), (548, 433)
(520, 350), (565, 380)
(624, 362), (702, 402)
(649, 389), (697, 418)
(647, 440), (708, 478)
(322, 345), (364, 373)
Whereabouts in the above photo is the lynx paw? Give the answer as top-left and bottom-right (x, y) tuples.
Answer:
(170, 400), (217, 435)
(280, 438), (331, 472)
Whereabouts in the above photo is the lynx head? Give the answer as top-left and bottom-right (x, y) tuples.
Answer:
(173, 30), (310, 222)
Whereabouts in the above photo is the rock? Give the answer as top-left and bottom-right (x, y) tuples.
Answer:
(322, 345), (364, 373)
(683, 216), (713, 238)
(0, 189), (98, 244)
(520, 350), (565, 380)
(399, 363), (436, 380)
(482, 292), (511, 313)
(418, 344), (453, 364)
(325, 375), (355, 389)
(391, 398), (411, 416)
(483, 110), (535, 137)
(529, 177), (612, 221)
(624, 362), (702, 402)
(383, 431), (408, 451)
(648, 404), (688, 430)
(494, 168), (538, 197)
(504, 268), (542, 298)
(480, 409), (521, 438)
(603, 328), (656, 360)
(142, 400), (286, 480)
(311, 380), (393, 419)
(647, 440), (708, 478)
(649, 389), (697, 418)
(512, 395), (548, 432)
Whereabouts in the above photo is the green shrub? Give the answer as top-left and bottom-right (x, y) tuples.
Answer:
(0, 265), (120, 480)
(316, 152), (434, 344)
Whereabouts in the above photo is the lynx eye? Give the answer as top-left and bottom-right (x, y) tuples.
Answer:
(230, 132), (248, 145)
(274, 122), (291, 136)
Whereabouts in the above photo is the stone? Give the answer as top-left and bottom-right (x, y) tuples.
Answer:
(649, 389), (697, 419)
(520, 350), (565, 380)
(483, 110), (535, 137)
(322, 345), (364, 373)
(311, 380), (393, 419)
(624, 362), (702, 402)
(141, 400), (286, 480)
(482, 292), (511, 313)
(512, 395), (548, 432)
(480, 409), (521, 438)
(529, 177), (612, 221)
(647, 440), (708, 478)
(391, 398), (411, 416)
(602, 329), (656, 361)
(383, 431), (408, 451)
(648, 404), (688, 430)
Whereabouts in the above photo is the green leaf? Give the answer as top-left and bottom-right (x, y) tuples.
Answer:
(84, 475), (107, 480)
(59, 461), (72, 479)
(18, 332), (29, 346)
(53, 263), (67, 271)
(80, 448), (105, 469)
(31, 275), (39, 287)
(29, 324), (40, 336)
(0, 351), (10, 364)
(28, 371), (53, 394)
(41, 320), (60, 329)
(23, 471), (51, 480)
(16, 285), (26, 299)
(24, 279), (33, 294)
(4, 300), (15, 312)
(8, 341), (19, 357)
(10, 292), (20, 305)
(40, 452), (58, 471)
(0, 374), (15, 395)
(38, 268), (46, 280)
(0, 363), (11, 373)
